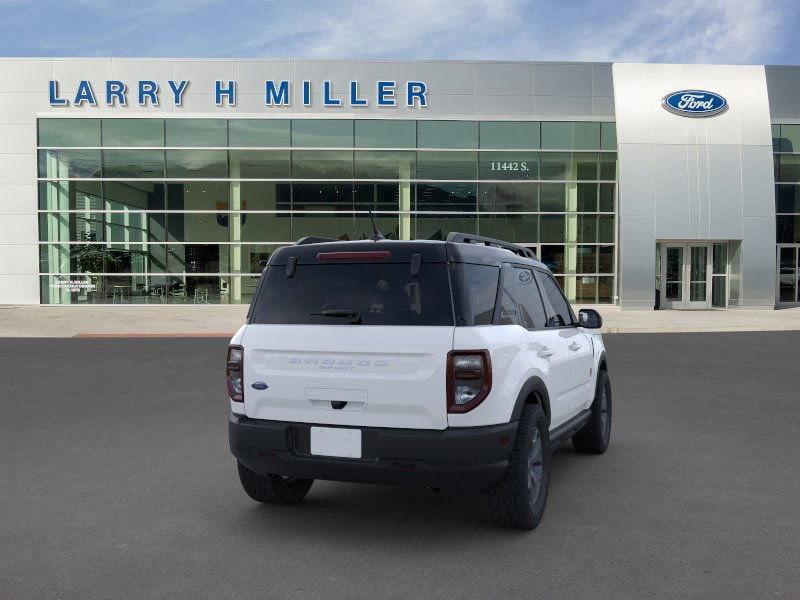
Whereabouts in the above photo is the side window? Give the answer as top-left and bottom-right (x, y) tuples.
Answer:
(495, 266), (521, 326)
(452, 264), (499, 326)
(514, 267), (548, 329)
(537, 271), (575, 327)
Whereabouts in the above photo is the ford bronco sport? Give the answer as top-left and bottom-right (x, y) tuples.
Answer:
(228, 233), (611, 530)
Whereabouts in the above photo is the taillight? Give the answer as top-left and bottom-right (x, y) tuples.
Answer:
(227, 345), (244, 402)
(447, 350), (492, 413)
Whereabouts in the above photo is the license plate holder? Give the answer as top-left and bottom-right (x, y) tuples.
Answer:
(310, 426), (362, 459)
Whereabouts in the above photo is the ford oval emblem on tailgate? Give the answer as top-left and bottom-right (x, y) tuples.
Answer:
(251, 381), (268, 390)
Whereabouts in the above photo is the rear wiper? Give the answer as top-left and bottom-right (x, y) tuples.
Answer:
(310, 309), (362, 324)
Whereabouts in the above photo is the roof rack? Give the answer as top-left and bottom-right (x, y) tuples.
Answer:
(294, 236), (338, 246)
(446, 232), (538, 260)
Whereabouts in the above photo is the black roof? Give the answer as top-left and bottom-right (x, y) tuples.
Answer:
(268, 233), (547, 271)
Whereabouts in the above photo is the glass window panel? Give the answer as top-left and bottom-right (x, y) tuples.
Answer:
(539, 183), (566, 211)
(598, 215), (614, 243)
(38, 243), (167, 275)
(38, 119), (100, 147)
(778, 155), (800, 182)
(239, 181), (291, 211)
(39, 212), (105, 243)
(713, 243), (727, 275)
(165, 119), (227, 147)
(105, 181), (165, 211)
(103, 149), (164, 178)
(105, 212), (165, 243)
(597, 275), (613, 303)
(416, 151), (477, 180)
(779, 246), (796, 274)
(165, 150), (227, 178)
(354, 151), (415, 179)
(538, 271), (575, 324)
(292, 150), (353, 178)
(415, 214), (477, 239)
(600, 122), (617, 151)
(600, 153), (616, 180)
(354, 212), (400, 240)
(513, 267), (548, 329)
(291, 183), (354, 211)
(479, 152), (539, 179)
(417, 121), (478, 149)
(576, 245), (597, 273)
(779, 274), (796, 302)
(540, 216), (566, 243)
(712, 276), (727, 307)
(240, 212), (292, 243)
(102, 119), (164, 147)
(415, 183), (477, 212)
(575, 152), (599, 180)
(772, 124), (781, 152)
(167, 243), (222, 273)
(478, 214), (538, 243)
(291, 119), (353, 147)
(38, 180), (104, 210)
(165, 275), (229, 304)
(167, 182), (229, 211)
(167, 212), (231, 243)
(577, 215), (597, 243)
(292, 212), (355, 240)
(598, 245), (614, 273)
(540, 122), (573, 150)
(540, 152), (571, 180)
(478, 183), (538, 212)
(540, 245), (564, 273)
(354, 120), (416, 148)
(228, 119), (290, 147)
(599, 183), (615, 212)
(780, 125), (800, 153)
(776, 185), (800, 213)
(776, 215), (800, 243)
(573, 122), (601, 150)
(354, 183), (402, 211)
(577, 183), (598, 212)
(479, 122), (540, 149)
(38, 149), (102, 178)
(229, 150), (290, 179)
(575, 276), (597, 303)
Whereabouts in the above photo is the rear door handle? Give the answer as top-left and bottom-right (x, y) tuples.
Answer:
(538, 347), (554, 358)
(569, 342), (581, 352)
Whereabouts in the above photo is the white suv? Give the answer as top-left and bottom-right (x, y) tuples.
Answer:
(228, 233), (611, 530)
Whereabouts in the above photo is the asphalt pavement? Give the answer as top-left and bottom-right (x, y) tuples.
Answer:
(1, 333), (798, 599)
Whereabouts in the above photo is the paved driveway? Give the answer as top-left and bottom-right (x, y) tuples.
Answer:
(1, 333), (798, 599)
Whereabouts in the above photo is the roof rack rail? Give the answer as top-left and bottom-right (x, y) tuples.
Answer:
(294, 236), (338, 246)
(446, 232), (538, 260)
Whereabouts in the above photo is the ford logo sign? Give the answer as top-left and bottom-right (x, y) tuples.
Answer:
(251, 381), (268, 390)
(662, 90), (728, 117)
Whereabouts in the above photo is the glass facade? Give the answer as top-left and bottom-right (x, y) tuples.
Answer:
(774, 124), (800, 304)
(37, 118), (617, 304)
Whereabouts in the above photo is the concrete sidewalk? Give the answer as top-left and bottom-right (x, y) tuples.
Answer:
(2, 304), (800, 337)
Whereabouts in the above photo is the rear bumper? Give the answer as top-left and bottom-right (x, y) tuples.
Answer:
(229, 413), (517, 493)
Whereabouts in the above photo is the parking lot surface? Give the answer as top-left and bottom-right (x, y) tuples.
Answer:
(1, 333), (798, 599)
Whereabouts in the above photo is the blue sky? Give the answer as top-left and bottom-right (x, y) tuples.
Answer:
(1, 0), (798, 65)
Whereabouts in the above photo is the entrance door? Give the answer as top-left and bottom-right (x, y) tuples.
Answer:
(660, 243), (712, 309)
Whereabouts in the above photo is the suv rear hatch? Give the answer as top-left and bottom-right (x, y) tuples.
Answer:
(242, 244), (454, 430)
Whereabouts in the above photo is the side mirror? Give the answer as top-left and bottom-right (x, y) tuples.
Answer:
(578, 308), (603, 329)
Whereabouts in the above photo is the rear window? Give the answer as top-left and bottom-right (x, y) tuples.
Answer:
(250, 262), (454, 326)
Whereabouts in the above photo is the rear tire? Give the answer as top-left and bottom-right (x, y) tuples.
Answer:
(483, 404), (550, 530)
(236, 461), (314, 505)
(572, 369), (612, 454)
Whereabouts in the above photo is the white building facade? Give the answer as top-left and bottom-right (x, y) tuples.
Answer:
(0, 58), (798, 309)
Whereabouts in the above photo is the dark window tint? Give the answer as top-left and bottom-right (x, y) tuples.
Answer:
(514, 268), (547, 329)
(250, 262), (453, 326)
(538, 270), (574, 326)
(452, 264), (499, 326)
(496, 267), (521, 326)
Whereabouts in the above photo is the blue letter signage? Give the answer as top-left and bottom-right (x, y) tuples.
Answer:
(662, 90), (728, 117)
(48, 78), (428, 109)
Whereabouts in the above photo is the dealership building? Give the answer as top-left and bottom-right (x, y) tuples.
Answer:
(0, 58), (798, 309)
